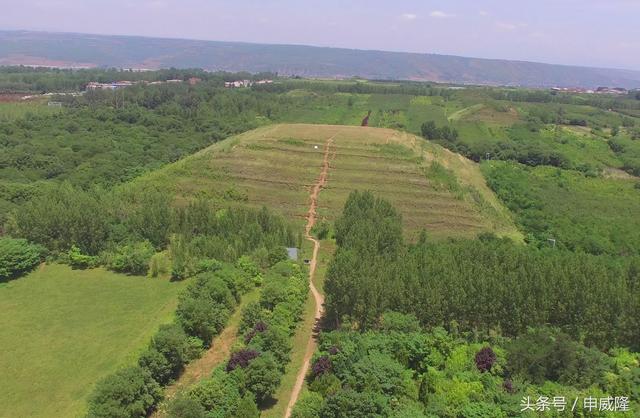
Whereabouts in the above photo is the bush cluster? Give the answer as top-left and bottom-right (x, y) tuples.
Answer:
(0, 237), (44, 281)
(292, 324), (639, 418)
(87, 259), (256, 417)
(167, 260), (308, 416)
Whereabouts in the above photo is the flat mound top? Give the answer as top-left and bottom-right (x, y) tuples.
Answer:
(135, 124), (520, 240)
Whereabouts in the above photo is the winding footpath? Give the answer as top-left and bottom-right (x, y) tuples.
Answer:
(284, 135), (334, 417)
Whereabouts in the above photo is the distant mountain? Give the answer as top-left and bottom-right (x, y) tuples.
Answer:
(1, 30), (640, 89)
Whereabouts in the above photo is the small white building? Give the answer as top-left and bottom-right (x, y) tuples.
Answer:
(286, 248), (299, 261)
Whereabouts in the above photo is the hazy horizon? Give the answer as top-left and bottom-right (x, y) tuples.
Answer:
(1, 0), (639, 71)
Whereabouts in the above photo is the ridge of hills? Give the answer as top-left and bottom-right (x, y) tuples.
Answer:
(1, 30), (640, 88)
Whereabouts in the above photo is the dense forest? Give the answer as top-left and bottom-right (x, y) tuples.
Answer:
(293, 324), (638, 417)
(324, 191), (640, 349)
(312, 191), (639, 417)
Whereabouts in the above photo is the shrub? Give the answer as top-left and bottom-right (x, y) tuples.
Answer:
(267, 246), (288, 266)
(379, 311), (421, 333)
(235, 394), (260, 418)
(312, 220), (330, 240)
(107, 241), (155, 275)
(475, 347), (497, 373)
(184, 337), (205, 362)
(311, 355), (333, 378)
(149, 251), (170, 277)
(226, 349), (260, 372)
(138, 348), (173, 386)
(239, 301), (270, 335)
(187, 369), (241, 414)
(247, 325), (292, 367)
(236, 255), (259, 277)
(167, 396), (206, 418)
(244, 321), (268, 344)
(0, 237), (44, 281)
(86, 366), (162, 418)
(308, 372), (342, 397)
(67, 245), (98, 269)
(319, 389), (389, 418)
(242, 352), (282, 404)
(260, 280), (289, 310)
(291, 391), (324, 418)
(176, 295), (229, 345)
(347, 352), (417, 399)
(150, 323), (192, 379)
(195, 258), (223, 274)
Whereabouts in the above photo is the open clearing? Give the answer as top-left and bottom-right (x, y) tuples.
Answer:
(134, 124), (520, 241)
(0, 264), (186, 418)
(0, 100), (61, 121)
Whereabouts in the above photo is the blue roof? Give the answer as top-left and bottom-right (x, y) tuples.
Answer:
(286, 247), (298, 261)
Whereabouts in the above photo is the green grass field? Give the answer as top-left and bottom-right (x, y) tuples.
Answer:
(0, 264), (187, 418)
(0, 101), (62, 121)
(483, 161), (640, 255)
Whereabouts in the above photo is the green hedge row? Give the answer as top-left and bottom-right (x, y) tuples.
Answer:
(86, 258), (261, 418)
(166, 260), (308, 417)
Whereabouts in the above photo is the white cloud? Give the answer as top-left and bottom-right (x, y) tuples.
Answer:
(429, 10), (455, 19)
(401, 13), (418, 20)
(496, 21), (527, 31)
(479, 10), (490, 16)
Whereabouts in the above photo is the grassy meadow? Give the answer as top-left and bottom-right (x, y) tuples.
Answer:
(0, 100), (62, 121)
(483, 161), (640, 255)
(0, 264), (187, 418)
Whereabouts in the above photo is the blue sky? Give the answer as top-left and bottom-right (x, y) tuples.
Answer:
(1, 0), (639, 70)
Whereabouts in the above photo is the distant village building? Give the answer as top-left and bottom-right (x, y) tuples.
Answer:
(551, 86), (627, 95)
(595, 87), (628, 95)
(224, 79), (273, 88)
(188, 77), (202, 85)
(86, 81), (134, 90)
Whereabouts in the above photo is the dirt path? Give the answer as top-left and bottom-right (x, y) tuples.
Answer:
(152, 290), (258, 418)
(284, 135), (334, 417)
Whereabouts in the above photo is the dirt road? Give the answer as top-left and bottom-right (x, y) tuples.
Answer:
(284, 135), (334, 417)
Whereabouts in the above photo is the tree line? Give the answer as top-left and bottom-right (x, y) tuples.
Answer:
(324, 191), (640, 350)
(3, 183), (296, 281)
(164, 260), (309, 417)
